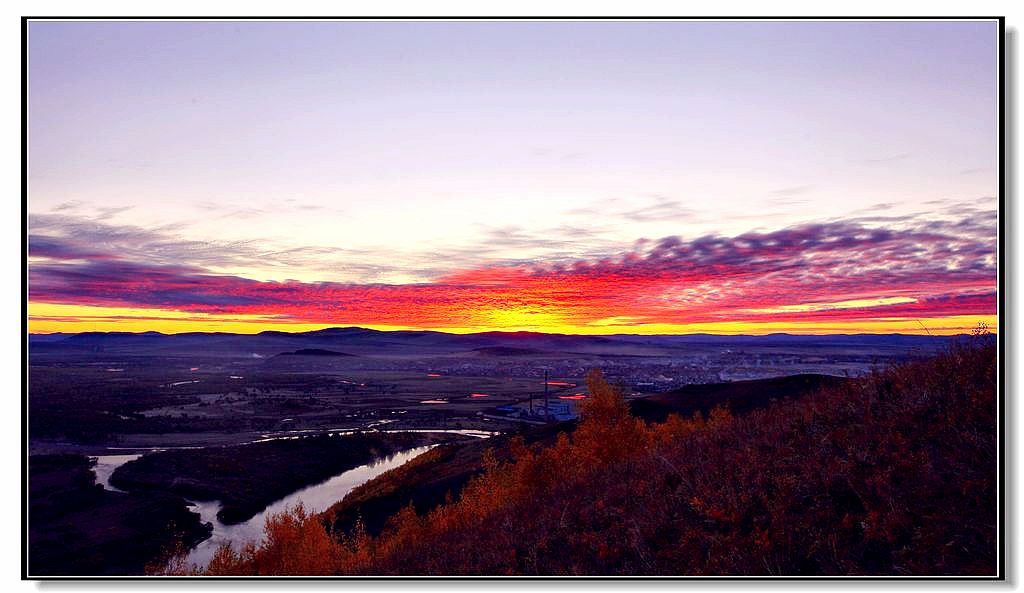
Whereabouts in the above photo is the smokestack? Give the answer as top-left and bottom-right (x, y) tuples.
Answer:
(529, 373), (534, 415)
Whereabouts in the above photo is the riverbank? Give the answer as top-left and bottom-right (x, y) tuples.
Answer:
(110, 431), (473, 524)
(28, 454), (211, 576)
(183, 445), (437, 569)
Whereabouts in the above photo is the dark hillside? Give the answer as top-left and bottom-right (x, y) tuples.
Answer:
(325, 421), (572, 538)
(630, 373), (849, 423)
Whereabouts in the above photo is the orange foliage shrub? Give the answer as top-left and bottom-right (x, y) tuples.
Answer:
(162, 504), (348, 576)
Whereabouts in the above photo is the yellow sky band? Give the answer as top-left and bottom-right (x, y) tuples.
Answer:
(28, 302), (995, 336)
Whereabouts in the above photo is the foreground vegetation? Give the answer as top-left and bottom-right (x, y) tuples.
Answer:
(168, 339), (996, 576)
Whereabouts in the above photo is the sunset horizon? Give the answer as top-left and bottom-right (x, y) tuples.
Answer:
(26, 320), (998, 336)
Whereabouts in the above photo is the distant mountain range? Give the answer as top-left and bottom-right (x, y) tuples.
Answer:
(27, 326), (971, 358)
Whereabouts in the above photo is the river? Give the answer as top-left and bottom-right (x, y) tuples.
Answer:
(90, 429), (493, 571)
(182, 445), (436, 569)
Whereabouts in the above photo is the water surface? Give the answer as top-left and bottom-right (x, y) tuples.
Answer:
(92, 454), (142, 492)
(183, 445), (436, 569)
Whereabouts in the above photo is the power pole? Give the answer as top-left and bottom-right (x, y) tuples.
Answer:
(543, 369), (550, 421)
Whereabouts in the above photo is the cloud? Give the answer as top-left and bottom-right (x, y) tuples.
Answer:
(52, 201), (83, 212)
(27, 210), (629, 288)
(848, 202), (896, 215)
(771, 185), (814, 196)
(195, 198), (341, 220)
(28, 235), (116, 261)
(28, 212), (408, 282)
(619, 196), (698, 223)
(562, 195), (698, 224)
(95, 206), (134, 220)
(28, 215), (998, 330)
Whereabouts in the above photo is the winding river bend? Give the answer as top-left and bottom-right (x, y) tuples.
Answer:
(182, 445), (435, 567)
(93, 445), (438, 570)
(91, 429), (498, 571)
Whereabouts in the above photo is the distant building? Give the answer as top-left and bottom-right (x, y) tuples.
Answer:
(495, 399), (581, 422)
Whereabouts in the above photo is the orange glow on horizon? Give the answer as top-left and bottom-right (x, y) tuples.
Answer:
(27, 302), (995, 336)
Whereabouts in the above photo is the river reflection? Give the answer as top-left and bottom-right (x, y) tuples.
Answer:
(183, 445), (437, 569)
(91, 454), (142, 492)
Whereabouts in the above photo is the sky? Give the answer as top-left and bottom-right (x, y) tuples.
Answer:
(26, 19), (999, 335)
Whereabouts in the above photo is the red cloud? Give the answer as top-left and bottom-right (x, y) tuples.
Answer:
(28, 220), (997, 329)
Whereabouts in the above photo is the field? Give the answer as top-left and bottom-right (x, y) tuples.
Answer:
(28, 330), (950, 454)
